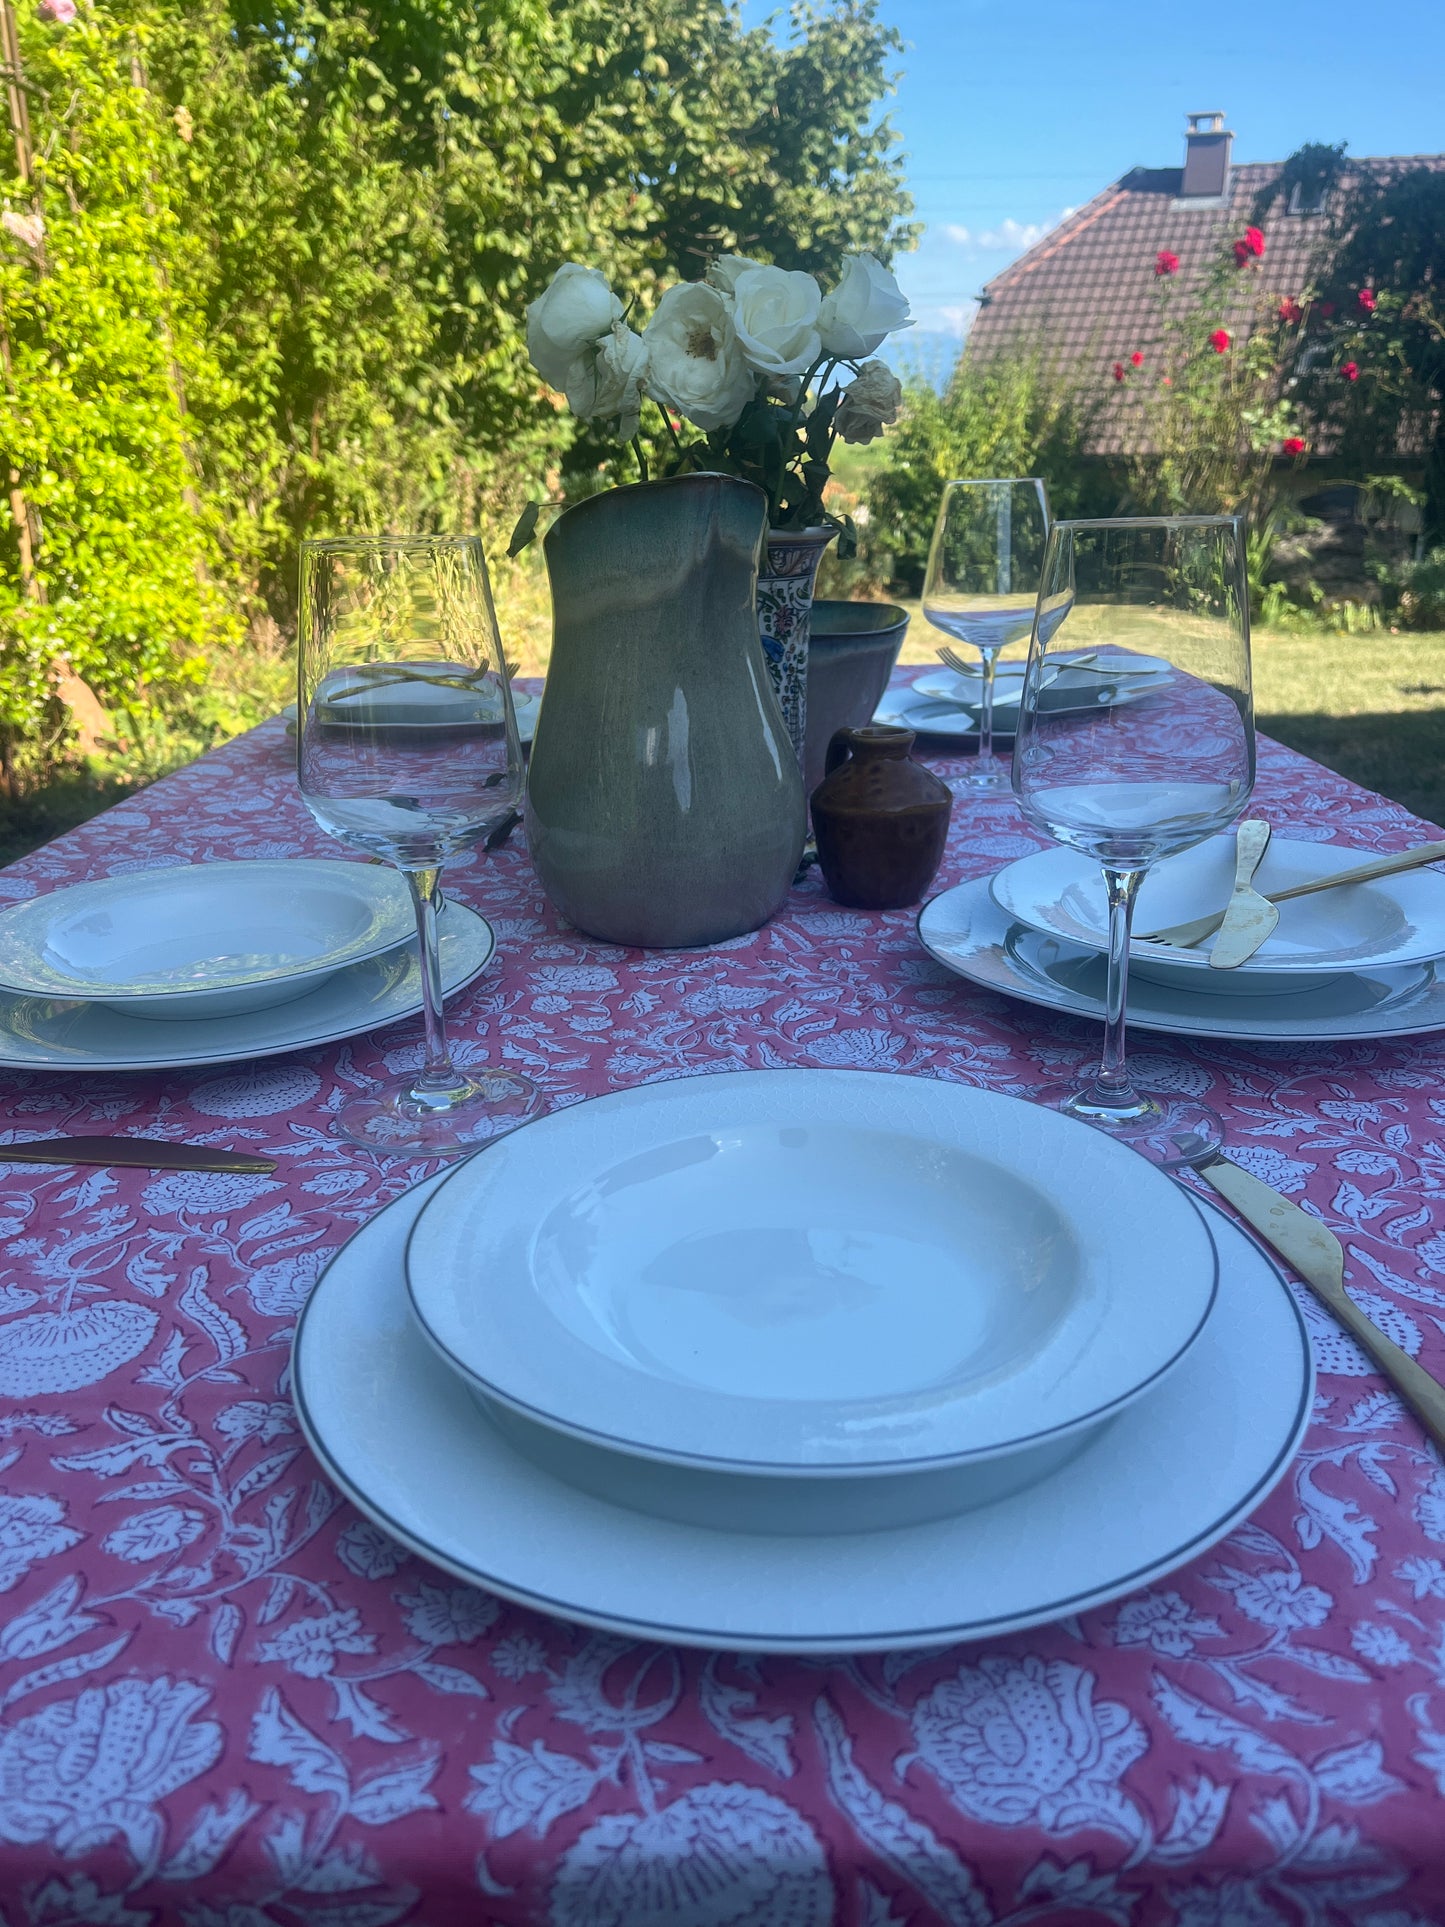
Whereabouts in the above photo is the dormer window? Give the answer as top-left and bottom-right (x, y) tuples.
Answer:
(1288, 180), (1327, 215)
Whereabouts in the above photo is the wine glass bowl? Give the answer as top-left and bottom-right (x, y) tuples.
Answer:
(922, 479), (1050, 788)
(296, 535), (539, 1153)
(1011, 516), (1253, 1165)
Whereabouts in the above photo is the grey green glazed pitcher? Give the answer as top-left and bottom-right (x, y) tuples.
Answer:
(525, 473), (806, 948)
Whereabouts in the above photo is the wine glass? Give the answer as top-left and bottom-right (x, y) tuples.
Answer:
(296, 534), (539, 1153)
(922, 478), (1050, 789)
(1011, 516), (1254, 1167)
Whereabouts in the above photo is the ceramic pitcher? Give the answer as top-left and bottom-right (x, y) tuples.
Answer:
(525, 473), (806, 948)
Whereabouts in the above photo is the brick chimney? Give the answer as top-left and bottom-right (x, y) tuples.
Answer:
(1181, 111), (1232, 199)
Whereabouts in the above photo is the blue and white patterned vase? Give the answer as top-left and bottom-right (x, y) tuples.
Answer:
(757, 526), (835, 773)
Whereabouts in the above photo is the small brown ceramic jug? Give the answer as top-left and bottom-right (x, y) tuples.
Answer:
(810, 725), (953, 910)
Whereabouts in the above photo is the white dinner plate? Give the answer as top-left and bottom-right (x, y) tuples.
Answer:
(911, 650), (1172, 708)
(874, 673), (1160, 741)
(920, 877), (1445, 1043)
(991, 837), (1445, 979)
(0, 860), (414, 1018)
(0, 903), (494, 1072)
(404, 1069), (1215, 1474)
(292, 1172), (1312, 1653)
(282, 689), (540, 744)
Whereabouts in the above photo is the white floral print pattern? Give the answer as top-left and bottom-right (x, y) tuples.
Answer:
(0, 689), (1441, 1918)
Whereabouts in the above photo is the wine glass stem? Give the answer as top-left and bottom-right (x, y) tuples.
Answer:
(404, 865), (464, 1098)
(977, 646), (999, 773)
(1093, 865), (1143, 1110)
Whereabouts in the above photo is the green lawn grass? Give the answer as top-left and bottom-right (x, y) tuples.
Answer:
(895, 607), (1445, 828)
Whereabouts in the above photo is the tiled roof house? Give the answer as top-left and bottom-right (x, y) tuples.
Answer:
(966, 114), (1445, 457)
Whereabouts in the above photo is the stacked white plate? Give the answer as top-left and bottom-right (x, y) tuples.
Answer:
(875, 651), (1172, 742)
(282, 689), (540, 744)
(0, 859), (496, 1071)
(292, 1068), (1313, 1651)
(921, 835), (1445, 1044)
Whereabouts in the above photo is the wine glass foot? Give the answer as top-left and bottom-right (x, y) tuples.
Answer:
(959, 760), (1010, 792)
(1035, 1082), (1223, 1169)
(334, 1069), (541, 1155)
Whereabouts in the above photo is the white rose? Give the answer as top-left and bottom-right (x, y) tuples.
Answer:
(818, 253), (912, 361)
(834, 359), (903, 444)
(706, 253), (766, 296)
(526, 264), (623, 391)
(642, 283), (756, 432)
(730, 265), (822, 377)
(564, 322), (648, 440)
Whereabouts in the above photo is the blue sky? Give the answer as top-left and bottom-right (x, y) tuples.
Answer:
(746, 0), (1445, 372)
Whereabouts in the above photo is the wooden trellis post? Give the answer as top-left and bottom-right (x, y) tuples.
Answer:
(0, 0), (42, 601)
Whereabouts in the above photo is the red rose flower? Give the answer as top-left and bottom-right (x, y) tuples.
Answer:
(1245, 226), (1265, 256)
(1208, 329), (1231, 354)
(1233, 240), (1251, 266)
(1282, 436), (1307, 457)
(1357, 287), (1376, 313)
(1112, 361), (1126, 383)
(1155, 249), (1180, 276)
(1277, 297), (1303, 324)
(1130, 350), (1144, 367)
(1340, 360), (1360, 382)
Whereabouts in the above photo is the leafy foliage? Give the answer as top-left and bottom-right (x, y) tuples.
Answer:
(1122, 248), (1304, 522)
(0, 0), (911, 779)
(0, 3), (230, 773)
(1293, 163), (1445, 543)
(864, 343), (1110, 590)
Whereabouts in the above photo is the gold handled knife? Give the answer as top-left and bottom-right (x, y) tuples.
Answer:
(0, 1137), (276, 1174)
(1207, 820), (1279, 970)
(1141, 836), (1445, 948)
(1189, 1148), (1445, 1455)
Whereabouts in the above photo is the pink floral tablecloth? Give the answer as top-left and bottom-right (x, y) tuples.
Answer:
(2, 684), (1444, 1927)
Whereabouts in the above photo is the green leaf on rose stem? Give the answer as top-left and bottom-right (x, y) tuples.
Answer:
(507, 500), (541, 556)
(731, 398), (778, 452)
(806, 388), (840, 458)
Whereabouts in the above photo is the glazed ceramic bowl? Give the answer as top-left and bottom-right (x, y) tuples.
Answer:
(803, 601), (910, 796)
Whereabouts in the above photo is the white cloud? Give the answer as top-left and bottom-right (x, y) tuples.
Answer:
(938, 209), (1077, 256)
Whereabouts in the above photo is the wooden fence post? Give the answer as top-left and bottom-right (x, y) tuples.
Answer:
(0, 0), (43, 602)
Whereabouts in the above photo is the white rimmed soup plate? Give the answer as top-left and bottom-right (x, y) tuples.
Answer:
(403, 1069), (1217, 1525)
(917, 876), (1445, 1044)
(990, 835), (1445, 991)
(0, 859), (415, 1019)
(293, 1172), (1311, 1652)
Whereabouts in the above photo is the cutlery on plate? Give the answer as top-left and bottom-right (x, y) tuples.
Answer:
(1140, 838), (1445, 949)
(935, 644), (1034, 685)
(0, 1137), (277, 1174)
(1051, 651), (1167, 677)
(1177, 1137), (1445, 1455)
(1207, 820), (1278, 970)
